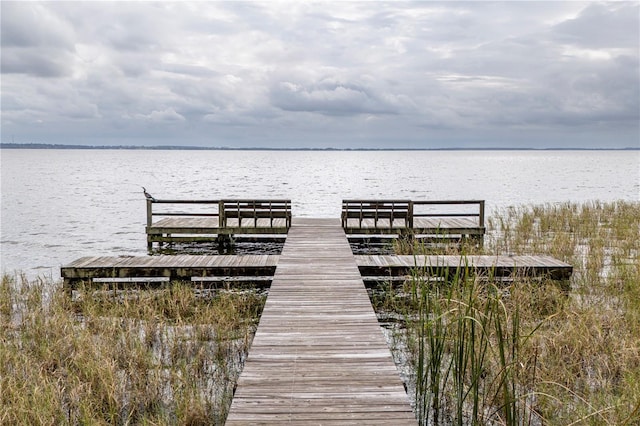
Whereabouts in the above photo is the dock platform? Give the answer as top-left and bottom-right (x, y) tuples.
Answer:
(341, 200), (486, 245)
(145, 199), (292, 250)
(225, 218), (416, 424)
(356, 254), (573, 281)
(144, 198), (486, 250)
(61, 254), (278, 289)
(61, 212), (575, 423)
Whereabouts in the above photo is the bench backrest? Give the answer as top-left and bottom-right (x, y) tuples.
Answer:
(221, 199), (292, 227)
(341, 199), (485, 229)
(342, 199), (413, 228)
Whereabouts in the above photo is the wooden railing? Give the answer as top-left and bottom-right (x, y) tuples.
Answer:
(341, 200), (413, 229)
(146, 198), (292, 229)
(341, 199), (485, 229)
(220, 199), (292, 228)
(146, 199), (221, 228)
(412, 200), (485, 228)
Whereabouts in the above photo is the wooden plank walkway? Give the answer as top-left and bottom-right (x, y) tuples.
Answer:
(225, 218), (416, 425)
(356, 254), (573, 280)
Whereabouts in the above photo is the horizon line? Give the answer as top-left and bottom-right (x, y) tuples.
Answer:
(1, 143), (638, 151)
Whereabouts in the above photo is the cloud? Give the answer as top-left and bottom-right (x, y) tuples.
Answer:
(552, 2), (639, 49)
(0, 1), (638, 148)
(1, 2), (76, 77)
(270, 78), (400, 116)
(136, 108), (186, 123)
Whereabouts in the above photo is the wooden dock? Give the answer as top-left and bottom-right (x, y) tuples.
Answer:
(225, 218), (416, 424)
(146, 199), (292, 250)
(356, 254), (573, 281)
(61, 209), (575, 422)
(341, 200), (485, 245)
(144, 198), (485, 250)
(61, 254), (278, 289)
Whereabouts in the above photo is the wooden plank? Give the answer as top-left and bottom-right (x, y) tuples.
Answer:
(60, 255), (279, 287)
(92, 277), (169, 283)
(226, 218), (415, 424)
(355, 255), (573, 280)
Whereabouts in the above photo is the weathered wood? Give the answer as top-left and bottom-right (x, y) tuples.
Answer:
(145, 198), (292, 249)
(341, 200), (486, 249)
(226, 218), (416, 424)
(92, 277), (170, 283)
(61, 255), (279, 290)
(356, 254), (573, 280)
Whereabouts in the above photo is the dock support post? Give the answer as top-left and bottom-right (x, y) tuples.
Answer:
(146, 199), (153, 251)
(478, 200), (485, 249)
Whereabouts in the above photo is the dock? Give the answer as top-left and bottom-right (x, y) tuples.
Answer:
(61, 254), (279, 289)
(60, 198), (574, 423)
(224, 218), (416, 424)
(61, 253), (573, 290)
(145, 198), (486, 251)
(145, 199), (292, 250)
(341, 200), (485, 244)
(356, 254), (573, 281)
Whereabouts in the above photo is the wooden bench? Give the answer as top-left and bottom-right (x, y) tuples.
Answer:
(145, 198), (292, 250)
(341, 199), (412, 230)
(221, 199), (292, 228)
(342, 199), (486, 248)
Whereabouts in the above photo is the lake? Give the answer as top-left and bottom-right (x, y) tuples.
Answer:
(1, 149), (638, 279)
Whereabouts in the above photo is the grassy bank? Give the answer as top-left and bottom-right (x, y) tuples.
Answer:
(0, 279), (266, 424)
(379, 200), (640, 425)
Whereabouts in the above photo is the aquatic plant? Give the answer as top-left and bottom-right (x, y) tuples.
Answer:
(0, 278), (266, 424)
(385, 200), (640, 425)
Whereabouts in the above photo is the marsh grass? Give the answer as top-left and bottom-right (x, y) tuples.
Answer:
(382, 201), (639, 425)
(0, 278), (266, 425)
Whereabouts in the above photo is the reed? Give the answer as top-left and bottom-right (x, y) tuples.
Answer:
(0, 278), (266, 424)
(391, 201), (639, 425)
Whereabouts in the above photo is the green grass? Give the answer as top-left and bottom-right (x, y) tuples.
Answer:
(380, 200), (640, 425)
(0, 279), (266, 425)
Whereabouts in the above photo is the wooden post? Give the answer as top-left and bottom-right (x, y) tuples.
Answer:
(218, 200), (225, 228)
(146, 199), (153, 228)
(477, 200), (486, 248)
(146, 199), (153, 251)
(408, 201), (414, 229)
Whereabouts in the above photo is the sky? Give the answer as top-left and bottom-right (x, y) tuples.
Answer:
(1, 1), (639, 149)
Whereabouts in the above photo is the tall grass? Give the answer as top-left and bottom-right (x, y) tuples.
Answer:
(0, 278), (266, 424)
(385, 201), (639, 425)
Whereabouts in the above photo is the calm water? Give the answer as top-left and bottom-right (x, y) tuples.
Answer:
(1, 149), (638, 279)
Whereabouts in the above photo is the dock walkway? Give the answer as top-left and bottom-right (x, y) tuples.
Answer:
(225, 218), (416, 424)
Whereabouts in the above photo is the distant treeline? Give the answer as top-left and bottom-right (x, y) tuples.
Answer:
(1, 143), (638, 151)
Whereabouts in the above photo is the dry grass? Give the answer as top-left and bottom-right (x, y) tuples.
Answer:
(383, 201), (639, 425)
(0, 279), (266, 425)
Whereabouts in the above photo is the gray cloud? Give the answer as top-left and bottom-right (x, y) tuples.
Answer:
(270, 78), (401, 116)
(1, 1), (638, 148)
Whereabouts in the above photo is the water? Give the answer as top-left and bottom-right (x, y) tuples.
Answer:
(1, 149), (638, 279)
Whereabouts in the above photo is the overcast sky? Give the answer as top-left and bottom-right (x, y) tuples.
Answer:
(1, 1), (639, 148)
